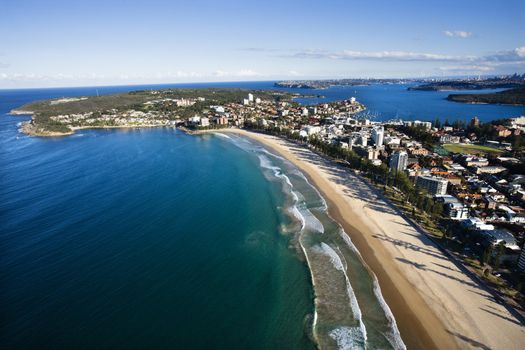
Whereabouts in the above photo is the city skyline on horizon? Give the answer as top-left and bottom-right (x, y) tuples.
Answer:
(2, 0), (524, 88)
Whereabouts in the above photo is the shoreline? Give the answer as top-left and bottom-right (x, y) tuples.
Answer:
(212, 128), (525, 350)
(19, 121), (175, 137)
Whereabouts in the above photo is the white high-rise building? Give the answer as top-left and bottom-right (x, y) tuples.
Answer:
(372, 126), (384, 147)
(416, 175), (448, 195)
(389, 151), (408, 171)
(248, 93), (254, 102)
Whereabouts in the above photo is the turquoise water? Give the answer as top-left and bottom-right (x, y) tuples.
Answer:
(2, 82), (524, 349)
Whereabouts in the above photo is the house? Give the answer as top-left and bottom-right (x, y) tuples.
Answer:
(493, 125), (511, 138)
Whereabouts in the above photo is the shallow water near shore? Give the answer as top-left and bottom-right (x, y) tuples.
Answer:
(222, 134), (406, 349)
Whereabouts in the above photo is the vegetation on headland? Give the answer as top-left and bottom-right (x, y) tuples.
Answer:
(408, 73), (525, 91)
(11, 88), (292, 136)
(447, 87), (525, 106)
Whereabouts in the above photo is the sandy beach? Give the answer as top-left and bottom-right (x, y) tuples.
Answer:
(221, 129), (525, 350)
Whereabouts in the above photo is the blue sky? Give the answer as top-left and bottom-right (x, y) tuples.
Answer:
(1, 0), (524, 88)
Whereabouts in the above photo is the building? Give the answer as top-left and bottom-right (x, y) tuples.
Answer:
(356, 147), (380, 160)
(480, 229), (519, 250)
(463, 156), (489, 167)
(403, 120), (432, 130)
(439, 134), (460, 144)
(215, 116), (228, 125)
(409, 148), (430, 156)
(200, 117), (210, 127)
(471, 116), (480, 127)
(493, 125), (511, 138)
(434, 195), (469, 219)
(389, 151), (408, 171)
(475, 166), (507, 175)
(248, 93), (254, 102)
(462, 217), (494, 231)
(447, 201), (469, 220)
(384, 136), (401, 146)
(371, 126), (384, 147)
(416, 175), (448, 195)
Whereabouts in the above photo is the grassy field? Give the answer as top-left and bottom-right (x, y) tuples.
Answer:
(443, 143), (504, 155)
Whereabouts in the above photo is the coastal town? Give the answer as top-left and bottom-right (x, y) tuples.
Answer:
(175, 90), (525, 308)
(228, 93), (525, 304)
(13, 87), (525, 340)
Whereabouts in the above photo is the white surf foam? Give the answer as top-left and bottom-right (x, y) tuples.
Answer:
(315, 243), (367, 345)
(372, 278), (407, 350)
(329, 326), (366, 350)
(339, 229), (406, 350)
(258, 153), (324, 234)
(214, 133), (232, 139)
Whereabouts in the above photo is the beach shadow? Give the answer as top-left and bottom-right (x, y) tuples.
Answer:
(480, 307), (523, 327)
(468, 289), (497, 303)
(373, 233), (449, 262)
(432, 262), (459, 273)
(446, 330), (491, 350)
(396, 257), (482, 290)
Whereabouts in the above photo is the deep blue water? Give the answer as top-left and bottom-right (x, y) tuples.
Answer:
(2, 81), (525, 349)
(0, 94), (315, 348)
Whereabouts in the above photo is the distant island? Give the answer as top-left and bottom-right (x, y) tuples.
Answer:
(409, 73), (525, 91)
(447, 87), (525, 106)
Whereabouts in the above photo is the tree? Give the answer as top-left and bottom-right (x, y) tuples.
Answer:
(480, 244), (493, 267)
(494, 242), (506, 270)
(432, 202), (444, 218)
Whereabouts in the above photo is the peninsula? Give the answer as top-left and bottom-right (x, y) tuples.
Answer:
(447, 87), (525, 106)
(409, 73), (525, 91)
(11, 88), (294, 136)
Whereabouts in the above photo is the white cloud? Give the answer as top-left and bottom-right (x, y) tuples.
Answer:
(293, 49), (467, 62)
(444, 30), (472, 38)
(213, 69), (261, 77)
(438, 65), (495, 73)
(236, 69), (260, 77)
(290, 46), (525, 66)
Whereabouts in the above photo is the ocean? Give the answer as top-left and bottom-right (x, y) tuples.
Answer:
(1, 82), (524, 349)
